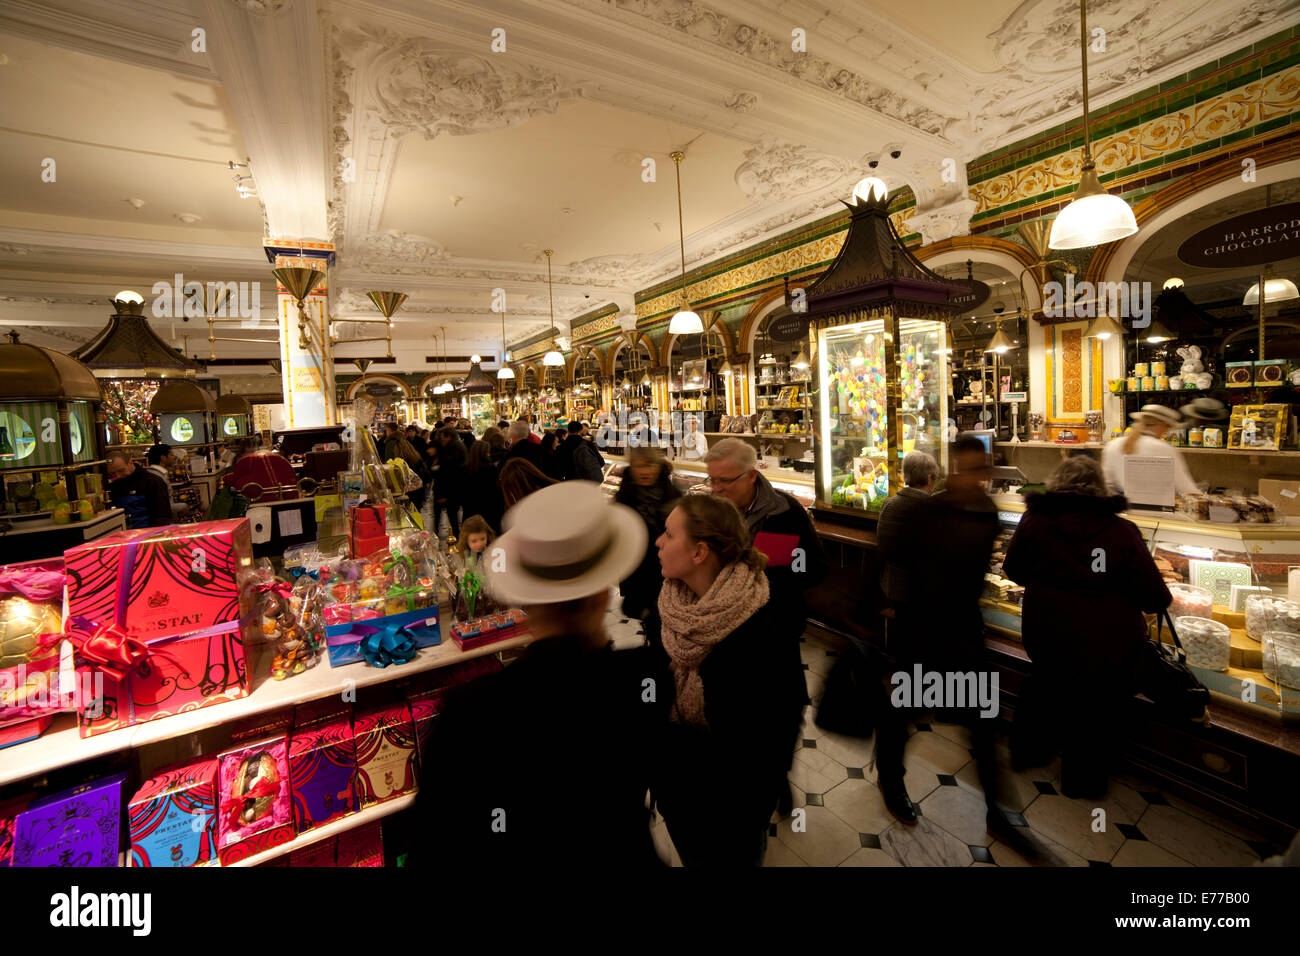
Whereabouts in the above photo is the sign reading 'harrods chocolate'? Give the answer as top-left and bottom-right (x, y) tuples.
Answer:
(1177, 202), (1300, 268)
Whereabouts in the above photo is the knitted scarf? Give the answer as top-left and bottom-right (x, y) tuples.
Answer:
(658, 560), (770, 728)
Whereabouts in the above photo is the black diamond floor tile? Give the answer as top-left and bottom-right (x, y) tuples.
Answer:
(805, 793), (825, 807)
(1088, 860), (1112, 867)
(1033, 781), (1058, 796)
(1117, 823), (1147, 841)
(802, 738), (817, 749)
(1139, 791), (1169, 805)
(859, 833), (882, 849)
(969, 844), (994, 864)
(1004, 811), (1028, 827)
(846, 767), (865, 779)
(937, 774), (959, 787)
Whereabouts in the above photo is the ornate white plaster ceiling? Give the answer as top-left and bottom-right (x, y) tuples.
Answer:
(0, 0), (1296, 367)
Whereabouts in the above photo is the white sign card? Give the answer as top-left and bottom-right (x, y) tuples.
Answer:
(1123, 455), (1176, 510)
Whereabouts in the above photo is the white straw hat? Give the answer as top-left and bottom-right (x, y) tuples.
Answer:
(1129, 404), (1181, 428)
(490, 481), (647, 605)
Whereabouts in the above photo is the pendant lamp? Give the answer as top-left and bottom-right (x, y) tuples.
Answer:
(668, 151), (704, 335)
(1243, 274), (1300, 305)
(1142, 319), (1174, 343)
(496, 298), (515, 379)
(1082, 312), (1125, 340)
(1048, 0), (1138, 249)
(542, 249), (565, 366)
(983, 322), (1017, 354)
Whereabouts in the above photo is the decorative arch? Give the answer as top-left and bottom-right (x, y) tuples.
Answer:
(1091, 145), (1300, 285)
(913, 236), (1045, 313)
(346, 374), (409, 401)
(661, 310), (734, 366)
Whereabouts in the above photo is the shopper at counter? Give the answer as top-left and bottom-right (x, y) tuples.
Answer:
(106, 449), (171, 529)
(1101, 404), (1197, 498)
(1003, 456), (1172, 799)
(557, 421), (604, 482)
(614, 446), (682, 636)
(654, 494), (801, 867)
(702, 438), (828, 642)
(146, 443), (189, 519)
(413, 481), (665, 868)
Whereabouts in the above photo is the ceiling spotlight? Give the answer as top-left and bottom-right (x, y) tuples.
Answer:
(175, 213), (202, 224)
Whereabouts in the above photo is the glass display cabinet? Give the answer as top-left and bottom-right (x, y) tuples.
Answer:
(801, 177), (965, 520)
(815, 317), (948, 514)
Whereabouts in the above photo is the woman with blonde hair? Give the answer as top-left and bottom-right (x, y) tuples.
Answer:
(652, 494), (804, 867)
(1101, 403), (1197, 497)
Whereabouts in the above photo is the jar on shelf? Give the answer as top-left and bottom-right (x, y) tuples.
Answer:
(1188, 425), (1204, 446)
(1151, 361), (1166, 377)
(1262, 631), (1300, 690)
(1169, 583), (1213, 620)
(1177, 616), (1230, 672)
(1202, 427), (1223, 447)
(1245, 594), (1300, 643)
(1134, 362), (1149, 378)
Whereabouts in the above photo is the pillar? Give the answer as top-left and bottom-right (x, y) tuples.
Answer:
(264, 239), (337, 428)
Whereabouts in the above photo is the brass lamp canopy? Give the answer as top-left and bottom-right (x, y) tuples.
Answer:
(366, 291), (408, 318)
(273, 266), (323, 304)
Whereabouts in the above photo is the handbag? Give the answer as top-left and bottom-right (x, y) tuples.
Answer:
(1140, 609), (1210, 720)
(813, 640), (876, 738)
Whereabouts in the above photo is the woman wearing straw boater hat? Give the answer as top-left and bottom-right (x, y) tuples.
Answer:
(411, 481), (671, 868)
(1101, 403), (1198, 498)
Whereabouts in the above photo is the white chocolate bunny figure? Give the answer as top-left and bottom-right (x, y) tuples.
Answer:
(1176, 345), (1213, 389)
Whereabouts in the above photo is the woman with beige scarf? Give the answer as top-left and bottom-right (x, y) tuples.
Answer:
(653, 495), (805, 867)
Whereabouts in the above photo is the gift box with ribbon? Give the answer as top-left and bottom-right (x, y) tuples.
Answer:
(0, 565), (70, 729)
(216, 736), (294, 865)
(128, 757), (218, 868)
(11, 773), (126, 867)
(64, 519), (253, 642)
(324, 605), (440, 669)
(337, 821), (384, 866)
(288, 715), (357, 831)
(349, 504), (388, 559)
(409, 695), (440, 782)
(68, 615), (253, 738)
(353, 703), (417, 808)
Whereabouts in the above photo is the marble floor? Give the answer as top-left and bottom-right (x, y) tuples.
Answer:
(643, 629), (1287, 868)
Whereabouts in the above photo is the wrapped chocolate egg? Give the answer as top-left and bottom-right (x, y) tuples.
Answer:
(0, 597), (63, 669)
(232, 752), (278, 825)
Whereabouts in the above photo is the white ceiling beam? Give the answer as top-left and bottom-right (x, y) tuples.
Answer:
(199, 0), (331, 240)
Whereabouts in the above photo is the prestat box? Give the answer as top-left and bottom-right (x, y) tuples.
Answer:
(64, 519), (253, 641)
(216, 737), (294, 865)
(288, 716), (357, 831)
(11, 773), (126, 867)
(353, 703), (417, 807)
(128, 758), (218, 867)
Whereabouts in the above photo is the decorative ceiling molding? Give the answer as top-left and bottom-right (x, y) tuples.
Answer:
(350, 230), (451, 272)
(231, 0), (287, 16)
(724, 90), (758, 112)
(573, 0), (951, 136)
(734, 139), (852, 203)
(370, 37), (584, 140)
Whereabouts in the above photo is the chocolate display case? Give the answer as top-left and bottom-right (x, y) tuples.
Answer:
(982, 493), (1300, 721)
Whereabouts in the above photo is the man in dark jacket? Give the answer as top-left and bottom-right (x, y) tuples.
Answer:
(872, 451), (941, 823)
(703, 438), (828, 640)
(557, 421), (604, 482)
(502, 420), (542, 469)
(107, 450), (172, 528)
(411, 481), (665, 868)
(432, 426), (466, 539)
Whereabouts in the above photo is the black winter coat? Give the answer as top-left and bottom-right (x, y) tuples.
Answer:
(652, 606), (806, 832)
(433, 438), (467, 499)
(502, 438), (543, 470)
(411, 638), (668, 868)
(1003, 492), (1171, 681)
(557, 434), (603, 482)
(876, 487), (931, 606)
(614, 471), (682, 618)
(461, 461), (505, 533)
(743, 475), (829, 642)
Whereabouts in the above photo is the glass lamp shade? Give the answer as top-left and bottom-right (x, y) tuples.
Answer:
(983, 327), (1017, 353)
(669, 309), (704, 335)
(1082, 312), (1125, 340)
(792, 348), (810, 370)
(640, 371), (652, 387)
(542, 349), (565, 366)
(1243, 277), (1300, 305)
(1163, 277), (1184, 290)
(1143, 320), (1174, 343)
(852, 177), (889, 203)
(1048, 167), (1138, 250)
(496, 365), (515, 379)
(114, 290), (145, 305)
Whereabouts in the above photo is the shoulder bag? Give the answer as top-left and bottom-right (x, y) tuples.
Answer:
(1140, 609), (1210, 721)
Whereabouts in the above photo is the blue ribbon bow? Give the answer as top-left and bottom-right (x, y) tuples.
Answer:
(354, 621), (419, 668)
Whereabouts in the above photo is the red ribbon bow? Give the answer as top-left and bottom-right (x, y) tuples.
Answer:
(255, 580), (294, 601)
(224, 777), (280, 831)
(70, 620), (150, 683)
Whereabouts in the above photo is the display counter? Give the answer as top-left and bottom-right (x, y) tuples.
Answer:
(0, 507), (125, 560)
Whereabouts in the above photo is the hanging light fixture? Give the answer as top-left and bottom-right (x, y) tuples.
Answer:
(1143, 319), (1174, 343)
(851, 176), (889, 205)
(792, 345), (810, 370)
(1243, 273), (1300, 305)
(1082, 311), (1125, 340)
(983, 320), (1017, 354)
(541, 249), (565, 366)
(1048, 0), (1138, 250)
(496, 298), (514, 379)
(668, 151), (704, 335)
